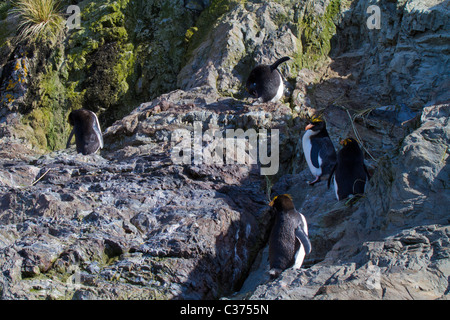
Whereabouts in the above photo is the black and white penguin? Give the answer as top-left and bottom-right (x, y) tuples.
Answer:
(328, 138), (371, 202)
(268, 194), (311, 279)
(66, 109), (103, 155)
(302, 117), (337, 185)
(246, 56), (290, 103)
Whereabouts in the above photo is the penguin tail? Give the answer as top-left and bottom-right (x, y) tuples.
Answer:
(270, 57), (290, 71)
(269, 268), (282, 279)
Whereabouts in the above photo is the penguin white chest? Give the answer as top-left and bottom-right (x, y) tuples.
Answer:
(91, 112), (104, 151)
(270, 72), (284, 103)
(302, 131), (322, 177)
(333, 175), (339, 200)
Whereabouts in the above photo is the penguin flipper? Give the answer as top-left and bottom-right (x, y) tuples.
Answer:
(295, 226), (311, 255)
(364, 163), (371, 180)
(318, 138), (337, 172)
(310, 138), (321, 169)
(327, 163), (337, 189)
(66, 128), (75, 149)
(92, 112), (103, 149)
(311, 136), (336, 170)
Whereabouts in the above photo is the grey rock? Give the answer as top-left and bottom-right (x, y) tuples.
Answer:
(178, 2), (300, 99)
(0, 87), (296, 299)
(244, 103), (449, 300)
(249, 225), (450, 300)
(331, 0), (450, 108)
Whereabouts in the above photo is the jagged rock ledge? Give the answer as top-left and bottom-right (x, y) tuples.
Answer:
(0, 86), (296, 299)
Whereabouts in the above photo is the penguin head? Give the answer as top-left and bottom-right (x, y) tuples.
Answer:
(246, 80), (258, 98)
(269, 194), (295, 212)
(305, 116), (326, 133)
(340, 137), (359, 148)
(68, 109), (90, 126)
(245, 65), (267, 98)
(339, 138), (364, 160)
(68, 111), (76, 126)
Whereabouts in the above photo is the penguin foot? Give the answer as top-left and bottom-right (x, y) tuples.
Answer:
(269, 268), (282, 279)
(307, 176), (320, 185)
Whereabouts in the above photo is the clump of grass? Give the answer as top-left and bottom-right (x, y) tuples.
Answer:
(10, 0), (64, 44)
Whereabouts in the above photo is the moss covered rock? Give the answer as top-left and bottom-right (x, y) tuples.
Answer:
(178, 0), (342, 102)
(0, 0), (345, 152)
(0, 0), (200, 152)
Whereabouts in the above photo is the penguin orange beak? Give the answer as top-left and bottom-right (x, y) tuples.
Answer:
(305, 124), (314, 131)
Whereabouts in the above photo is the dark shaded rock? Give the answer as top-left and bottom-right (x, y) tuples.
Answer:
(245, 103), (449, 300)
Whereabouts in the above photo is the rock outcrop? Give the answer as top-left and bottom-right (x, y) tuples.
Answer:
(0, 0), (449, 300)
(0, 87), (293, 299)
(246, 104), (449, 300)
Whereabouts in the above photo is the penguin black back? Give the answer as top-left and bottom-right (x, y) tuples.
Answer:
(246, 56), (290, 103)
(67, 109), (103, 155)
(268, 194), (311, 278)
(328, 138), (370, 201)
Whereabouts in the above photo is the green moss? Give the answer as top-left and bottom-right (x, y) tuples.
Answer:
(14, 39), (74, 152)
(184, 0), (246, 64)
(121, 0), (197, 113)
(0, 1), (14, 48)
(293, 0), (341, 71)
(0, 1), (11, 19)
(185, 27), (198, 44)
(63, 0), (136, 121)
(10, 0), (198, 152)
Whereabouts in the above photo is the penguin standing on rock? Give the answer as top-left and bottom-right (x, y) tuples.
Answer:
(66, 109), (103, 155)
(302, 117), (337, 185)
(328, 138), (371, 202)
(246, 56), (290, 103)
(268, 194), (311, 279)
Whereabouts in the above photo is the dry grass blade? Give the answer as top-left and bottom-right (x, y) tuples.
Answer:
(10, 0), (64, 44)
(345, 109), (377, 162)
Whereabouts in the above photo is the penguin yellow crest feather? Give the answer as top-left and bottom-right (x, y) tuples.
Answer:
(269, 194), (293, 206)
(310, 114), (324, 123)
(340, 138), (355, 146)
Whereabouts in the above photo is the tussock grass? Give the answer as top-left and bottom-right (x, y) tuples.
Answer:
(10, 0), (64, 44)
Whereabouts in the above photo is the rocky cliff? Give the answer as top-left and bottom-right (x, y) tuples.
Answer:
(0, 0), (449, 300)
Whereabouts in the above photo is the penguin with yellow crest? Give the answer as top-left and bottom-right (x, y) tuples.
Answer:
(268, 194), (311, 279)
(328, 137), (371, 202)
(302, 116), (337, 185)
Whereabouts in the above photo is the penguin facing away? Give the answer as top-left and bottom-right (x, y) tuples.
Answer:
(246, 56), (290, 103)
(302, 117), (337, 185)
(66, 109), (103, 155)
(268, 194), (311, 279)
(328, 138), (371, 202)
